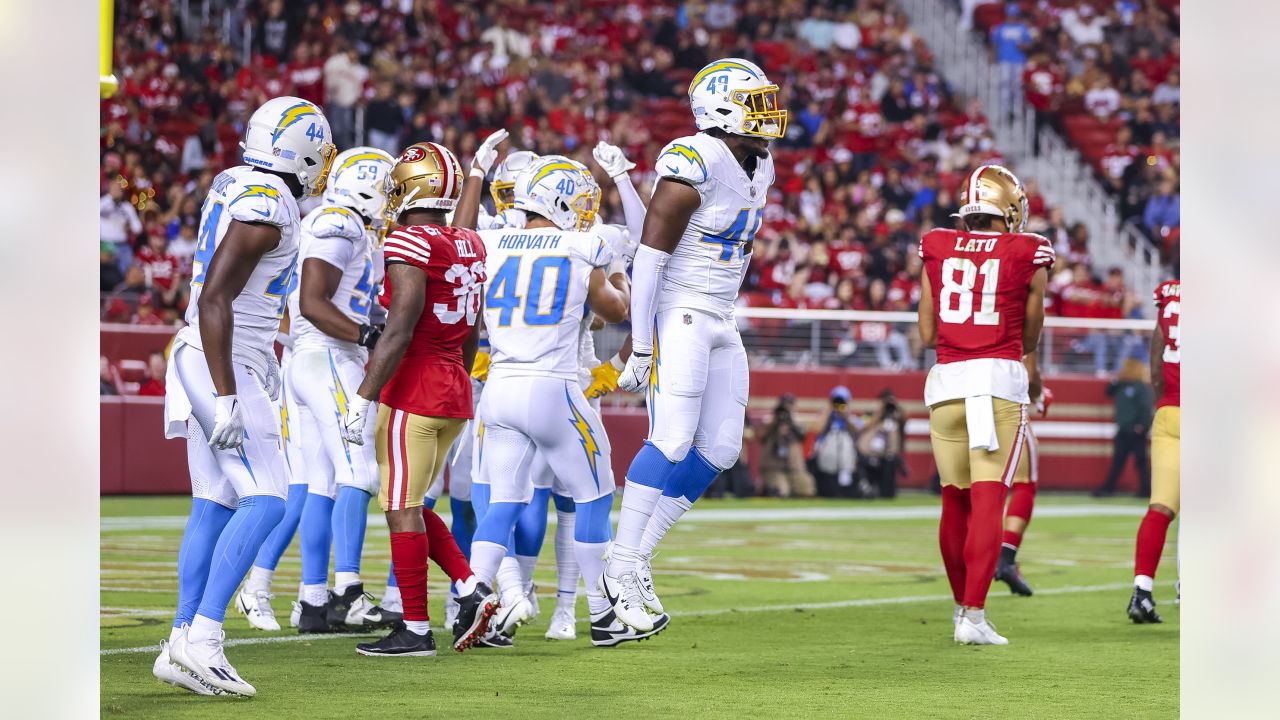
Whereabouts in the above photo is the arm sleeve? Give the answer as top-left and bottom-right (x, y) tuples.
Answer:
(628, 244), (670, 355)
(613, 173), (646, 251)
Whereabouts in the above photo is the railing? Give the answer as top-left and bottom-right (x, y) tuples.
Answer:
(897, 0), (1167, 299)
(593, 307), (1153, 378)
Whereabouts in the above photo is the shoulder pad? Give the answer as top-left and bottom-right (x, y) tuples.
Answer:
(1025, 233), (1055, 267)
(656, 136), (710, 186)
(226, 174), (289, 227)
(307, 206), (364, 240)
(383, 227), (433, 269)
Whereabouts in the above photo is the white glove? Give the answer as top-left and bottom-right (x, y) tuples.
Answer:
(471, 128), (509, 178)
(209, 395), (246, 450)
(592, 140), (635, 180)
(617, 352), (653, 393)
(342, 395), (372, 446)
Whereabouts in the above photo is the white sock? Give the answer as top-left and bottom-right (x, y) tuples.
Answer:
(963, 608), (986, 624)
(554, 511), (580, 600)
(404, 620), (430, 636)
(1134, 574), (1154, 592)
(639, 494), (693, 557)
(575, 539), (611, 615)
(382, 585), (401, 606)
(497, 555), (524, 600)
(302, 584), (328, 606)
(609, 481), (662, 573)
(296, 581), (305, 601)
(454, 574), (478, 597)
(468, 541), (506, 588)
(335, 572), (360, 591)
(245, 566), (274, 595)
(168, 626), (184, 644)
(516, 554), (538, 593)
(188, 614), (223, 644)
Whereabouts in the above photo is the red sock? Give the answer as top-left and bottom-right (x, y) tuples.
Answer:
(389, 531), (430, 622)
(423, 507), (473, 584)
(1134, 508), (1172, 579)
(962, 482), (1008, 609)
(939, 485), (971, 604)
(1002, 483), (1036, 549)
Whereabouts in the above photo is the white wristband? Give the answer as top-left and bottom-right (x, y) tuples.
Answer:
(609, 353), (625, 371)
(469, 167), (485, 179)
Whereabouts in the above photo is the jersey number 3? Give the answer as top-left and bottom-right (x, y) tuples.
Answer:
(939, 258), (1000, 326)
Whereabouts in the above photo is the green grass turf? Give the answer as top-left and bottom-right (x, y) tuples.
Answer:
(101, 493), (1177, 718)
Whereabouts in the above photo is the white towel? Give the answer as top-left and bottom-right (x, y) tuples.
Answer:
(965, 395), (1000, 452)
(163, 336), (193, 440)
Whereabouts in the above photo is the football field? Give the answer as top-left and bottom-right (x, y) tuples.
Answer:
(101, 494), (1178, 718)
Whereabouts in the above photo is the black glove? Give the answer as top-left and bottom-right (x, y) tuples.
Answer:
(357, 323), (383, 349)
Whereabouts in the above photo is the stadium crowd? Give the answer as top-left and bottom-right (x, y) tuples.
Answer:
(100, 0), (1158, 363)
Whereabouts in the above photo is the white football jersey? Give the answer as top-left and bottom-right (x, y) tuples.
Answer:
(654, 132), (774, 318)
(479, 226), (613, 382)
(185, 166), (300, 357)
(287, 204), (377, 355)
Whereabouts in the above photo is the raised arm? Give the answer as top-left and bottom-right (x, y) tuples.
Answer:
(454, 129), (509, 230)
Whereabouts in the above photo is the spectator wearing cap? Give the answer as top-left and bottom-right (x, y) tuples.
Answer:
(809, 386), (861, 498)
(990, 3), (1034, 117)
(759, 394), (815, 498)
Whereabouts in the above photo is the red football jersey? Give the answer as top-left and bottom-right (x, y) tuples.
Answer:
(378, 223), (487, 418)
(919, 228), (1055, 363)
(1153, 280), (1180, 408)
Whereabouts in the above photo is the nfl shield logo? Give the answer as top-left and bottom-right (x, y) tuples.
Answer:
(683, 313), (692, 325)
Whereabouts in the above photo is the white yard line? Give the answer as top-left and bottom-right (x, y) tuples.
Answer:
(101, 581), (1156, 656)
(101, 504), (1144, 532)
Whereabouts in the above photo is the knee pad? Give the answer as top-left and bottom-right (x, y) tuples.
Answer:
(650, 437), (692, 464)
(697, 440), (739, 472)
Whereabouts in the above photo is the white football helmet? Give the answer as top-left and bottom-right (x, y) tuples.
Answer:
(688, 58), (788, 139)
(491, 150), (541, 212)
(241, 96), (337, 197)
(325, 147), (394, 227)
(513, 155), (600, 231)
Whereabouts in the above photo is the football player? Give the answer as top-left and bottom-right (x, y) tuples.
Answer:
(340, 142), (498, 656)
(269, 147), (406, 634)
(155, 96), (334, 696)
(468, 155), (654, 647)
(606, 58), (784, 632)
(917, 164), (1054, 645)
(994, 372), (1051, 596)
(1128, 279), (1180, 623)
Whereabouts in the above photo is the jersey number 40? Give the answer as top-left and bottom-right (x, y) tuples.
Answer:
(939, 258), (1001, 326)
(486, 255), (571, 326)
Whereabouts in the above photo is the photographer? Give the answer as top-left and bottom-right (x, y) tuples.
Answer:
(810, 386), (861, 497)
(760, 394), (815, 498)
(857, 389), (907, 499)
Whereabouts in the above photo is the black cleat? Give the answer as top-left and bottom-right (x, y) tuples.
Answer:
(355, 626), (436, 657)
(590, 607), (670, 647)
(452, 581), (498, 652)
(468, 629), (514, 649)
(1128, 588), (1163, 624)
(994, 561), (1034, 596)
(327, 583), (402, 630)
(297, 598), (335, 634)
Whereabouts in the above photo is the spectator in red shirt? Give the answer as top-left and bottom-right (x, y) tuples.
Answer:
(133, 229), (186, 317)
(137, 351), (168, 396)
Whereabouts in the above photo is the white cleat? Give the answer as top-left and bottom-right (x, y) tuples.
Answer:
(381, 591), (403, 616)
(953, 604), (963, 628)
(289, 600), (302, 629)
(637, 555), (664, 615)
(236, 588), (281, 632)
(544, 606), (577, 640)
(168, 629), (257, 697)
(599, 569), (654, 632)
(152, 638), (215, 695)
(444, 594), (459, 631)
(954, 616), (1009, 645)
(496, 593), (534, 637)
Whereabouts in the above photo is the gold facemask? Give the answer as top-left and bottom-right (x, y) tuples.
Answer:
(733, 85), (788, 139)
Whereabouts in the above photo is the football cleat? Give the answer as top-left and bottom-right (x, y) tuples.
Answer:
(381, 589), (403, 615)
(452, 581), (498, 652)
(994, 561), (1034, 597)
(355, 627), (436, 657)
(236, 588), (281, 631)
(637, 554), (665, 614)
(1127, 588), (1163, 624)
(590, 606), (669, 647)
(444, 594), (459, 631)
(599, 569), (654, 632)
(297, 599), (334, 634)
(469, 628), (514, 649)
(545, 605), (577, 641)
(496, 592), (534, 637)
(152, 638), (215, 695)
(289, 600), (302, 628)
(168, 628), (257, 697)
(327, 583), (402, 630)
(953, 604), (963, 628)
(954, 616), (1009, 645)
